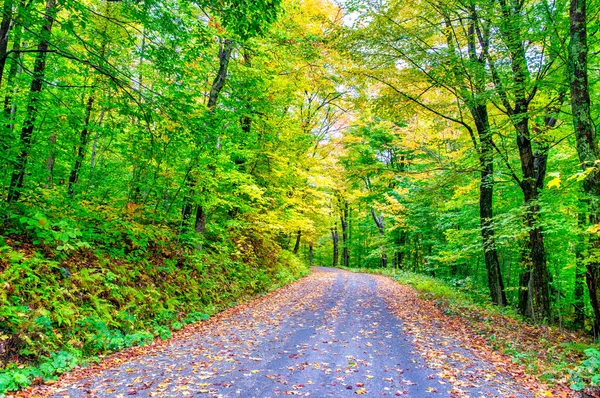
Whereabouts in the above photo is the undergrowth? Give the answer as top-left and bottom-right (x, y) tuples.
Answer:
(340, 266), (600, 392)
(0, 203), (309, 395)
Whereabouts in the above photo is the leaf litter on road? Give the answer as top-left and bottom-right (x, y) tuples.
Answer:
(14, 268), (564, 398)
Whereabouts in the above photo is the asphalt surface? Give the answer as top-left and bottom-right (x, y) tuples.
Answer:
(39, 267), (535, 397)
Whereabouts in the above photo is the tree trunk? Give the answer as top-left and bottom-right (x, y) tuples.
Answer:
(518, 267), (532, 318)
(309, 244), (313, 266)
(45, 133), (56, 188)
(0, 0), (14, 89)
(194, 205), (207, 234)
(68, 95), (95, 195)
(586, 262), (600, 338)
(6, 0), (56, 202)
(444, 10), (507, 306)
(180, 175), (195, 232)
(185, 40), (233, 232)
(240, 49), (253, 137)
(3, 21), (22, 138)
(395, 231), (406, 270)
(207, 40), (233, 111)
(516, 120), (551, 322)
(569, 0), (600, 337)
(574, 212), (586, 329)
(471, 104), (507, 307)
(293, 230), (301, 254)
(331, 227), (339, 267)
(191, 204), (207, 250)
(88, 107), (105, 187)
(340, 201), (349, 267)
(490, 0), (551, 322)
(480, 173), (506, 306)
(68, 36), (107, 196)
(370, 208), (387, 268)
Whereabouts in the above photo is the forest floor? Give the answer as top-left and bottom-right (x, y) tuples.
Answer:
(15, 267), (572, 398)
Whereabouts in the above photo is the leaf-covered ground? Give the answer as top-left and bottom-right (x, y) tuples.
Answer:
(16, 268), (566, 397)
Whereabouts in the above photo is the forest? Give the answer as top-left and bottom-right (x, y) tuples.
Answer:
(0, 0), (599, 393)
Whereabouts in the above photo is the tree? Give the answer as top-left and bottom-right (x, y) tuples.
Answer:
(7, 0), (57, 202)
(568, 0), (600, 336)
(483, 0), (568, 321)
(341, 0), (508, 304)
(0, 0), (14, 89)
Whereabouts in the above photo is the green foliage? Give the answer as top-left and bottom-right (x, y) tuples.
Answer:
(341, 267), (470, 303)
(0, 350), (79, 394)
(394, 272), (457, 301)
(5, 210), (90, 256)
(0, 205), (309, 394)
(570, 348), (600, 391)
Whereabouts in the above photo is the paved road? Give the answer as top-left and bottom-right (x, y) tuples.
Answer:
(36, 268), (535, 397)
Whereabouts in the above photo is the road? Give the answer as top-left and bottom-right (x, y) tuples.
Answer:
(29, 267), (537, 397)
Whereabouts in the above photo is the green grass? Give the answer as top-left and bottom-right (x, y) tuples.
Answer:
(341, 266), (468, 302)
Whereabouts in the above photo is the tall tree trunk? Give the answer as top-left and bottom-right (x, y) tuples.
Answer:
(206, 40), (232, 111)
(479, 163), (506, 306)
(240, 48), (253, 138)
(569, 0), (600, 337)
(183, 40), (233, 232)
(181, 174), (195, 232)
(68, 36), (107, 196)
(194, 205), (207, 234)
(88, 107), (105, 187)
(381, 252), (387, 268)
(293, 230), (301, 254)
(447, 13), (507, 306)
(1, 34), (20, 162)
(515, 118), (551, 322)
(574, 211), (587, 329)
(340, 201), (349, 267)
(6, 0), (56, 202)
(68, 95), (95, 195)
(331, 227), (339, 267)
(370, 208), (387, 268)
(3, 21), (22, 137)
(395, 230), (406, 269)
(472, 104), (507, 306)
(45, 133), (56, 188)
(192, 204), (207, 250)
(494, 0), (551, 321)
(518, 266), (533, 318)
(309, 244), (313, 266)
(0, 0), (14, 89)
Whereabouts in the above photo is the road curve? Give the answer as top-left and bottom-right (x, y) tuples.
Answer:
(27, 267), (536, 397)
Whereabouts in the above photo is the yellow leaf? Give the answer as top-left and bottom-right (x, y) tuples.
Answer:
(547, 177), (561, 189)
(587, 224), (600, 236)
(568, 167), (594, 182)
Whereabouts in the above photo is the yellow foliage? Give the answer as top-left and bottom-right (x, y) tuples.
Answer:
(547, 177), (561, 189)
